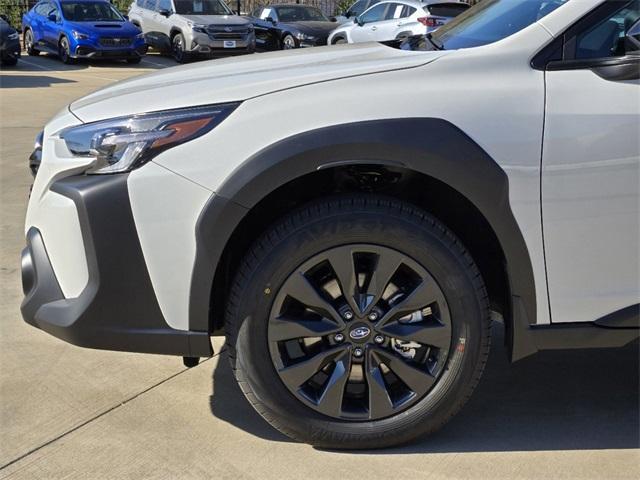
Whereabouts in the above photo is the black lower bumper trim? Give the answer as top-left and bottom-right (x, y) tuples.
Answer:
(20, 174), (212, 357)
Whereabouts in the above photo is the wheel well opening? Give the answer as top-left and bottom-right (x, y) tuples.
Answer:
(209, 165), (511, 334)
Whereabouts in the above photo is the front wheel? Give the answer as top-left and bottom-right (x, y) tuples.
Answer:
(58, 36), (75, 64)
(24, 29), (39, 56)
(333, 37), (347, 44)
(281, 34), (296, 50)
(172, 33), (189, 63)
(225, 195), (491, 449)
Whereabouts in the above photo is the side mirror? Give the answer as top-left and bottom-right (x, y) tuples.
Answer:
(355, 16), (364, 27)
(266, 16), (276, 24)
(329, 16), (337, 22)
(158, 9), (172, 17)
(47, 13), (57, 22)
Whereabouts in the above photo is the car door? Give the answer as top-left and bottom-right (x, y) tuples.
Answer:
(350, 2), (388, 42)
(31, 2), (51, 45)
(41, 1), (61, 47)
(377, 2), (416, 40)
(253, 6), (280, 50)
(153, 0), (174, 38)
(541, 0), (640, 324)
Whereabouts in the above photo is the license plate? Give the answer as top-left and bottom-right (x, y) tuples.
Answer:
(223, 40), (236, 48)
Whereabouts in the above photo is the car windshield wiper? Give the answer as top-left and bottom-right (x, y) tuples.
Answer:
(425, 33), (444, 51)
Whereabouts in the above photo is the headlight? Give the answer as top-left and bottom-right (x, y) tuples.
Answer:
(8, 32), (19, 40)
(58, 103), (239, 174)
(136, 32), (145, 40)
(192, 23), (208, 33)
(295, 32), (316, 41)
(72, 31), (90, 40)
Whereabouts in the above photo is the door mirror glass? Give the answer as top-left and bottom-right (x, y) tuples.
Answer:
(47, 12), (57, 22)
(158, 9), (172, 17)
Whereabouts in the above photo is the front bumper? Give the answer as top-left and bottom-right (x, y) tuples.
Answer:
(1, 38), (21, 60)
(21, 173), (212, 357)
(73, 44), (148, 59)
(189, 31), (255, 55)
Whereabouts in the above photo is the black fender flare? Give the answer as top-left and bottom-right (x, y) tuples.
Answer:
(189, 118), (537, 360)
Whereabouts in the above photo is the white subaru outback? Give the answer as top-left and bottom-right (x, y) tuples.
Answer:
(22, 0), (639, 449)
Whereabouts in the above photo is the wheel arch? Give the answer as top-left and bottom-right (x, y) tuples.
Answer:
(190, 118), (538, 361)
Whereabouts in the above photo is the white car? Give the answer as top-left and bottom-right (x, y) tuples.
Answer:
(22, 0), (640, 449)
(328, 0), (468, 44)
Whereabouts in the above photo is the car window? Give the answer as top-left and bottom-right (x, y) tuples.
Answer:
(35, 2), (54, 16)
(401, 5), (416, 18)
(347, 0), (368, 17)
(61, 1), (124, 21)
(574, 0), (640, 58)
(251, 7), (262, 17)
(425, 3), (469, 18)
(174, 0), (231, 15)
(260, 7), (276, 20)
(432, 0), (569, 50)
(360, 3), (388, 23)
(275, 6), (328, 22)
(157, 0), (172, 12)
(384, 4), (403, 20)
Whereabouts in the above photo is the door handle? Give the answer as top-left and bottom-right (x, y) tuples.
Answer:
(397, 22), (403, 27)
(371, 26), (377, 31)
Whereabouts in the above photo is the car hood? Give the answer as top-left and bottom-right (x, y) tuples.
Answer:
(70, 43), (449, 122)
(284, 21), (339, 36)
(179, 14), (250, 26)
(66, 21), (140, 35)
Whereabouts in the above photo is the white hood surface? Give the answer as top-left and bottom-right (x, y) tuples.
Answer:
(70, 43), (449, 122)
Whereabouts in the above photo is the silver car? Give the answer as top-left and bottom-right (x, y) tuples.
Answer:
(128, 0), (255, 62)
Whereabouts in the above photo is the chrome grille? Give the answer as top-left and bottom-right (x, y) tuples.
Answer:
(206, 26), (249, 39)
(99, 37), (133, 47)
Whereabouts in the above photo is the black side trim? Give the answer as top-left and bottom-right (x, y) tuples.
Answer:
(21, 174), (212, 357)
(190, 118), (537, 361)
(529, 322), (638, 351)
(594, 304), (640, 329)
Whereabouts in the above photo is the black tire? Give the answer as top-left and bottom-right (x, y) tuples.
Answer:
(281, 33), (296, 50)
(171, 32), (189, 63)
(58, 36), (75, 64)
(225, 195), (491, 449)
(126, 57), (142, 64)
(24, 29), (39, 56)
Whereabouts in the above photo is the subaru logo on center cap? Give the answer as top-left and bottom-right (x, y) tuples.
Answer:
(349, 326), (371, 340)
(224, 27), (232, 32)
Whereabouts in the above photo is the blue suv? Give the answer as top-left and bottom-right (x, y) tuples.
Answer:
(22, 0), (147, 64)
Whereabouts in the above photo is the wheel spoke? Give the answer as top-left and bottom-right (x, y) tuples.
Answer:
(362, 252), (403, 315)
(278, 345), (350, 389)
(365, 350), (395, 418)
(380, 318), (451, 350)
(282, 271), (344, 325)
(376, 277), (441, 328)
(315, 352), (352, 417)
(371, 346), (435, 396)
(325, 248), (360, 315)
(269, 315), (342, 342)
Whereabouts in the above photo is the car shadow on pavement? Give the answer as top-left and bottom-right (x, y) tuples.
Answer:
(209, 324), (639, 452)
(0, 74), (76, 88)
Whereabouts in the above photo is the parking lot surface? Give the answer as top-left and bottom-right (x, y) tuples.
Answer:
(1, 54), (639, 480)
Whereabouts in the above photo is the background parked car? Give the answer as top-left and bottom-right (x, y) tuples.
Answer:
(21, 0), (147, 64)
(248, 4), (339, 50)
(328, 0), (468, 44)
(128, 0), (256, 63)
(0, 14), (21, 66)
(334, 0), (382, 23)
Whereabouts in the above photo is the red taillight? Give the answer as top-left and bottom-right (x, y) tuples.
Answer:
(418, 17), (444, 27)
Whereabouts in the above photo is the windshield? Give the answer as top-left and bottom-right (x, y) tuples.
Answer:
(61, 2), (124, 21)
(174, 0), (232, 15)
(276, 6), (329, 22)
(429, 0), (569, 50)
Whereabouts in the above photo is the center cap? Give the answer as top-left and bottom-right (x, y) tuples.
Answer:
(349, 324), (371, 342)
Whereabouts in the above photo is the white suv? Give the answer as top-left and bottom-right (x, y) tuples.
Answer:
(128, 0), (255, 62)
(328, 0), (468, 44)
(22, 0), (640, 449)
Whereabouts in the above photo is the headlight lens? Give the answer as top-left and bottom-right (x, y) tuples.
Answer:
(295, 32), (316, 41)
(72, 30), (90, 40)
(8, 32), (19, 40)
(58, 103), (239, 174)
(192, 23), (208, 33)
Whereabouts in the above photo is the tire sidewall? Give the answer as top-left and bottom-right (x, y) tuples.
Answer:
(232, 205), (486, 445)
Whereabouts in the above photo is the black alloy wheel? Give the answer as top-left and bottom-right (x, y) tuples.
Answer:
(268, 244), (452, 420)
(58, 36), (75, 64)
(24, 29), (39, 56)
(172, 33), (189, 63)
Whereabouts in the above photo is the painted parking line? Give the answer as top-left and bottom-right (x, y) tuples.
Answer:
(16, 57), (53, 71)
(141, 58), (171, 68)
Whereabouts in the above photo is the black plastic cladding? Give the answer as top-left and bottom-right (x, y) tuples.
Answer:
(189, 118), (538, 360)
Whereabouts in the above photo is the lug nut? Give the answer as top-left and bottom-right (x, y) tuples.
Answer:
(353, 347), (364, 358)
(374, 335), (385, 344)
(368, 312), (378, 321)
(343, 311), (354, 320)
(334, 333), (344, 343)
